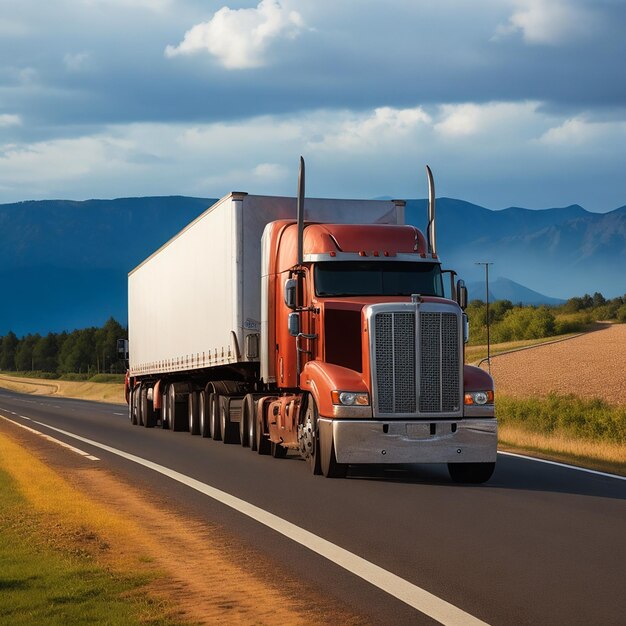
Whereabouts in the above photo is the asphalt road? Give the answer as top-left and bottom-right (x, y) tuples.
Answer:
(0, 387), (624, 626)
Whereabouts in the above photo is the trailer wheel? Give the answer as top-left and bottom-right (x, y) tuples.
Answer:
(141, 386), (156, 428)
(168, 384), (187, 432)
(447, 462), (495, 484)
(188, 391), (200, 435)
(210, 394), (222, 441)
(256, 401), (271, 456)
(136, 384), (145, 426)
(297, 397), (321, 474)
(199, 390), (210, 437)
(220, 397), (240, 444)
(160, 388), (169, 428)
(240, 394), (251, 447)
(129, 388), (138, 425)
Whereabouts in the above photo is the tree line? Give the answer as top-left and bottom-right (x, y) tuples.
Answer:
(467, 291), (626, 344)
(0, 317), (127, 375)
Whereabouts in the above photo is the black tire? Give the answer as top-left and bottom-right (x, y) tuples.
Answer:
(129, 388), (138, 425)
(188, 390), (200, 435)
(137, 384), (145, 426)
(220, 397), (240, 444)
(298, 397), (321, 475)
(141, 386), (156, 428)
(256, 401), (271, 455)
(210, 393), (222, 441)
(448, 462), (495, 484)
(199, 390), (210, 438)
(248, 395), (258, 452)
(240, 394), (252, 447)
(160, 389), (169, 428)
(168, 383), (188, 432)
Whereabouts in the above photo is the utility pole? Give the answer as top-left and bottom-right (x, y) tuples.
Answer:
(475, 262), (493, 373)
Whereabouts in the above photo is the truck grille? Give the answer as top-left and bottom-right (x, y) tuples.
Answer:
(373, 309), (461, 416)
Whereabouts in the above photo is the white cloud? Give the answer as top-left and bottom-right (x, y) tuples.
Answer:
(165, 0), (305, 69)
(1, 101), (625, 210)
(434, 101), (540, 137)
(312, 106), (432, 152)
(494, 0), (596, 44)
(0, 114), (22, 127)
(63, 52), (91, 72)
(539, 116), (626, 146)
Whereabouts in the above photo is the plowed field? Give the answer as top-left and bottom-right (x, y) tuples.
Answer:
(488, 323), (626, 406)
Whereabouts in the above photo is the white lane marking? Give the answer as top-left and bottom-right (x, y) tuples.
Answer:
(19, 415), (32, 420)
(4, 415), (486, 626)
(113, 412), (125, 416)
(498, 451), (626, 481)
(0, 415), (100, 461)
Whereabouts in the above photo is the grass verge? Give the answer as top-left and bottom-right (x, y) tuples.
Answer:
(0, 432), (180, 625)
(497, 394), (626, 475)
(0, 373), (124, 404)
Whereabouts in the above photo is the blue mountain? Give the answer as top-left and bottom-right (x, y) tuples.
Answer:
(0, 196), (624, 336)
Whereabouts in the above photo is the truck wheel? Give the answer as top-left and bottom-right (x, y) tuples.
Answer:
(199, 390), (210, 437)
(246, 395), (258, 451)
(220, 397), (240, 444)
(188, 391), (200, 435)
(256, 402), (271, 456)
(129, 388), (138, 425)
(447, 462), (495, 484)
(298, 398), (321, 475)
(141, 386), (156, 428)
(210, 394), (222, 441)
(137, 384), (145, 426)
(160, 389), (169, 428)
(320, 430), (347, 478)
(240, 394), (252, 447)
(168, 384), (187, 432)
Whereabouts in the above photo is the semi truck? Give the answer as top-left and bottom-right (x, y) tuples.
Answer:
(125, 159), (497, 482)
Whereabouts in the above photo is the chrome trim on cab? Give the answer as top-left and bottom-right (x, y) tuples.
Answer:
(329, 418), (498, 464)
(367, 302), (464, 419)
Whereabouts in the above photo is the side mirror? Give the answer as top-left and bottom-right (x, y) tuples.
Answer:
(284, 278), (297, 309)
(288, 312), (300, 337)
(457, 280), (468, 310)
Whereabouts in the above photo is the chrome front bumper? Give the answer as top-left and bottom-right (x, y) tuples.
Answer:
(319, 418), (498, 465)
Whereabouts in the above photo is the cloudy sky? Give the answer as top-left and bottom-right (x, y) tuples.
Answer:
(1, 0), (625, 211)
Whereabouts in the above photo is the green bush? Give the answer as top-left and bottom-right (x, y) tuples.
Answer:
(59, 373), (90, 381)
(88, 373), (125, 384)
(498, 394), (626, 444)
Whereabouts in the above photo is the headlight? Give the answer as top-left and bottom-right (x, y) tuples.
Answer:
(331, 391), (370, 406)
(464, 390), (494, 405)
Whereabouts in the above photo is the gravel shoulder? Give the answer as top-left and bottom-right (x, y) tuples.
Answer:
(487, 323), (626, 406)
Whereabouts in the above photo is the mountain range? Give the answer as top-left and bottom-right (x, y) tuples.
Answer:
(1, 195), (624, 336)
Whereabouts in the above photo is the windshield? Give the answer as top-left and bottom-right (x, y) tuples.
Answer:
(314, 261), (444, 297)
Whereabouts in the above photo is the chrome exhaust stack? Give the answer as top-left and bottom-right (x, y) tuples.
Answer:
(297, 156), (305, 266)
(426, 165), (436, 256)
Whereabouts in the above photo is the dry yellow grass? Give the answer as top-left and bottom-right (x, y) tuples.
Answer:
(0, 423), (364, 625)
(0, 373), (124, 404)
(499, 424), (626, 475)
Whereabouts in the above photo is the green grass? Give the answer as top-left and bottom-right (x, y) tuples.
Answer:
(0, 468), (173, 625)
(497, 393), (626, 444)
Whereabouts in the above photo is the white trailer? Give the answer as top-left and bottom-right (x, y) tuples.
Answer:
(128, 193), (404, 378)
